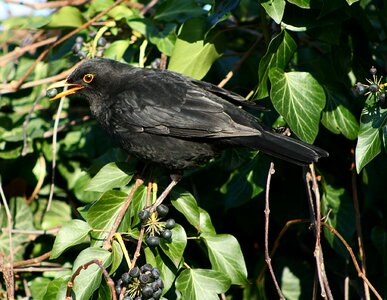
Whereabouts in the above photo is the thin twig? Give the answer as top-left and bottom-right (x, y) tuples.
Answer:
(13, 251), (52, 268)
(263, 162), (285, 299)
(140, 0), (158, 15)
(0, 227), (60, 235)
(13, 267), (69, 272)
(0, 180), (15, 300)
(10, 0), (133, 91)
(0, 37), (57, 67)
(4, 0), (87, 9)
(148, 174), (181, 212)
(43, 115), (91, 138)
(218, 36), (262, 88)
(322, 222), (382, 300)
(47, 94), (65, 211)
(65, 259), (116, 300)
(257, 219), (309, 283)
(305, 166), (333, 299)
(103, 178), (144, 250)
(351, 160), (370, 300)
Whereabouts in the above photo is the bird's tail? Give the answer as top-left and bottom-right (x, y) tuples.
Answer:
(233, 131), (329, 165)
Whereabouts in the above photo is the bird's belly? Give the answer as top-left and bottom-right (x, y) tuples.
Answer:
(111, 130), (218, 169)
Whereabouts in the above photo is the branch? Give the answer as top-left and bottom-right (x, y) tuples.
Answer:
(263, 162), (285, 300)
(321, 222), (382, 300)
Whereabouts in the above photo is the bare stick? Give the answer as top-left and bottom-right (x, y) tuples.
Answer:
(65, 259), (116, 300)
(47, 95), (65, 211)
(10, 0), (137, 91)
(322, 222), (382, 300)
(149, 174), (181, 212)
(0, 180), (15, 300)
(263, 162), (285, 300)
(305, 166), (333, 300)
(13, 251), (51, 267)
(257, 219), (309, 283)
(103, 178), (144, 250)
(351, 161), (370, 300)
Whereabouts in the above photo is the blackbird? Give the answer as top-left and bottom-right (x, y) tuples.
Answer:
(49, 58), (328, 170)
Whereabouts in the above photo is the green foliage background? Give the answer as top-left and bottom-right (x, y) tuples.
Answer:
(1, 0), (387, 299)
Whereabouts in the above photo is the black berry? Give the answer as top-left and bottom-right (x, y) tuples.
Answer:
(165, 218), (175, 229)
(154, 278), (164, 289)
(369, 84), (379, 93)
(98, 37), (107, 47)
(139, 273), (150, 284)
(370, 66), (377, 75)
(151, 268), (160, 279)
(141, 263), (153, 273)
(72, 43), (82, 54)
(153, 288), (162, 299)
(115, 285), (121, 294)
(129, 266), (140, 278)
(156, 204), (169, 217)
(46, 88), (58, 98)
(161, 229), (172, 241)
(121, 272), (130, 283)
(142, 285), (154, 298)
(78, 51), (87, 59)
(355, 83), (366, 95)
(123, 296), (133, 300)
(139, 209), (150, 221)
(146, 236), (160, 247)
(75, 36), (84, 44)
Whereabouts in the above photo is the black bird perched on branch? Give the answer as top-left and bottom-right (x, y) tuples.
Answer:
(49, 58), (328, 170)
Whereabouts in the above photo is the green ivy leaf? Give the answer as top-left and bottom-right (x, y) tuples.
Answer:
(43, 276), (70, 300)
(199, 208), (216, 235)
(46, 7), (84, 28)
(321, 86), (359, 140)
(175, 268), (231, 300)
(355, 106), (387, 173)
(261, 0), (286, 24)
(86, 190), (128, 245)
(269, 68), (326, 143)
(171, 188), (200, 230)
(110, 240), (123, 275)
(104, 40), (131, 60)
(160, 224), (187, 268)
(72, 248), (112, 300)
(51, 220), (92, 259)
(86, 162), (134, 192)
(256, 31), (296, 99)
(201, 233), (248, 285)
(168, 18), (223, 79)
(287, 0), (311, 8)
(30, 278), (51, 300)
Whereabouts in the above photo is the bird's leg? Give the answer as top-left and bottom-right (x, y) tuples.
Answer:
(149, 173), (181, 212)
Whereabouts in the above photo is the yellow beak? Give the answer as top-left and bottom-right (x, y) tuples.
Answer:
(48, 80), (84, 100)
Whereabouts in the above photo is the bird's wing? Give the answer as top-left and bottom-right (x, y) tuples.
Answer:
(111, 70), (261, 138)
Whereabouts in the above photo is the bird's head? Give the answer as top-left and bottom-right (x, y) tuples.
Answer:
(48, 58), (133, 102)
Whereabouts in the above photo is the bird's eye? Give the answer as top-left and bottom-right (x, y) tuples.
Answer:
(83, 74), (94, 83)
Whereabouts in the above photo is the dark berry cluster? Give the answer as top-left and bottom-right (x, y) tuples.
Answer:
(138, 204), (176, 247)
(71, 34), (109, 59)
(355, 66), (386, 108)
(116, 263), (164, 299)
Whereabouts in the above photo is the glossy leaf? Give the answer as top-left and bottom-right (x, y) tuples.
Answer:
(51, 220), (92, 259)
(269, 68), (326, 143)
(355, 106), (387, 173)
(321, 86), (359, 140)
(160, 224), (187, 268)
(202, 233), (248, 285)
(256, 30), (297, 99)
(261, 0), (286, 24)
(171, 187), (200, 230)
(46, 6), (84, 28)
(175, 268), (231, 300)
(168, 18), (223, 79)
(72, 248), (112, 300)
(85, 162), (134, 192)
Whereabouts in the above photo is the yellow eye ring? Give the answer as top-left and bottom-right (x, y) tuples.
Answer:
(83, 74), (94, 83)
